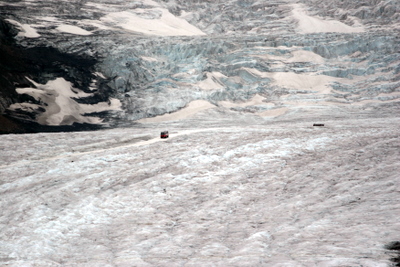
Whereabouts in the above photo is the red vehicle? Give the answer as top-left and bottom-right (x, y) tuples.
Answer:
(160, 131), (169, 139)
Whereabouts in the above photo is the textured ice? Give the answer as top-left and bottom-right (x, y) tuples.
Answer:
(0, 116), (399, 266)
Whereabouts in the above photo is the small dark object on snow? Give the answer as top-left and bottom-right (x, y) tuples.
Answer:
(160, 131), (169, 139)
(313, 123), (325, 127)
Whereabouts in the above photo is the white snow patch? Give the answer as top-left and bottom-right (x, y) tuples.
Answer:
(141, 56), (158, 62)
(292, 4), (365, 34)
(245, 69), (342, 94)
(94, 72), (106, 79)
(258, 107), (289, 117)
(287, 50), (325, 64)
(37, 16), (59, 22)
(138, 100), (215, 123)
(9, 77), (121, 126)
(5, 19), (40, 38)
(219, 94), (268, 108)
(252, 48), (325, 65)
(196, 72), (227, 90)
(81, 20), (112, 31)
(100, 8), (206, 36)
(219, 94), (288, 118)
(56, 25), (92, 35)
(270, 72), (337, 94)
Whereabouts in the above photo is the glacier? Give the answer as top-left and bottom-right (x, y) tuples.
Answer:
(0, 0), (399, 266)
(1, 116), (399, 266)
(0, 0), (399, 131)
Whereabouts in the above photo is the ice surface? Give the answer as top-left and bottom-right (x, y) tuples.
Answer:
(0, 116), (399, 266)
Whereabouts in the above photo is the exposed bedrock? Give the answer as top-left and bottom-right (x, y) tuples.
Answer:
(0, 20), (118, 132)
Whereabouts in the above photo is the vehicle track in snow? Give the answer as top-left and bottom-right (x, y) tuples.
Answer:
(1, 116), (398, 170)
(0, 127), (236, 169)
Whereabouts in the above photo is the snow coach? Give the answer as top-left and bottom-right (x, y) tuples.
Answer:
(160, 131), (169, 138)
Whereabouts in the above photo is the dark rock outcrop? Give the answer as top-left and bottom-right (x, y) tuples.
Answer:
(385, 241), (400, 266)
(0, 18), (116, 133)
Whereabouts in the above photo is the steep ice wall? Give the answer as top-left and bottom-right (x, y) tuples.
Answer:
(94, 32), (399, 122)
(301, 0), (400, 29)
(0, 0), (399, 132)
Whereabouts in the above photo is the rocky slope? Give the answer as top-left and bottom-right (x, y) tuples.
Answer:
(0, 0), (399, 132)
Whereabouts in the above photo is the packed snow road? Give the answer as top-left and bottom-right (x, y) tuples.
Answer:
(0, 117), (399, 266)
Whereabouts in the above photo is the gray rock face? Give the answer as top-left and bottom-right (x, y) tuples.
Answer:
(0, 0), (399, 132)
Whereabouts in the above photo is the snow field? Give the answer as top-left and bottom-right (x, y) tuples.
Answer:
(0, 117), (399, 266)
